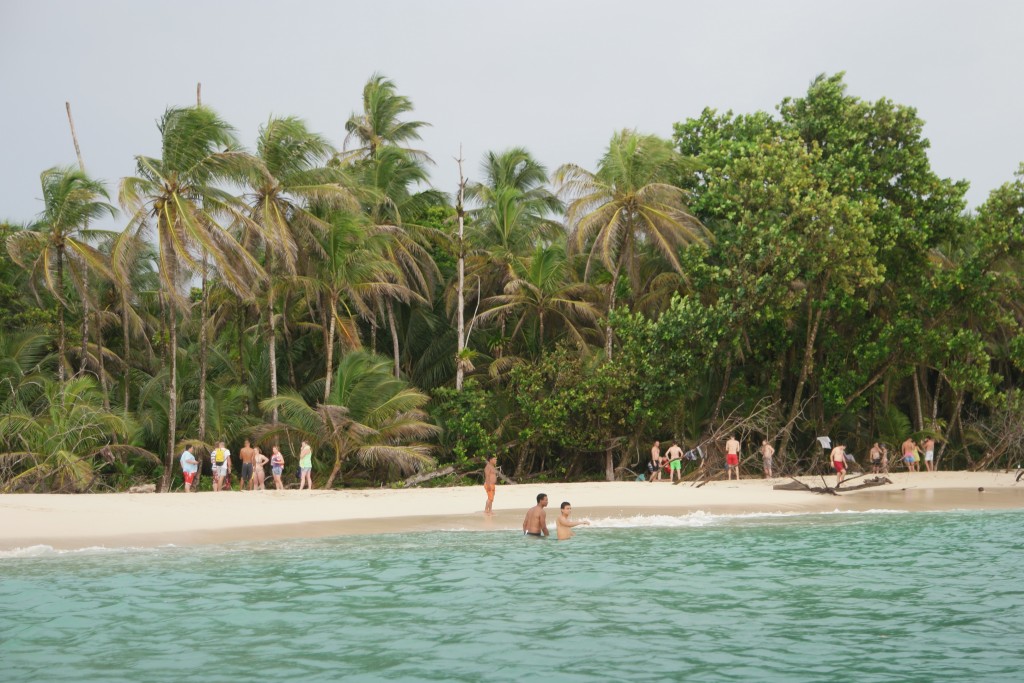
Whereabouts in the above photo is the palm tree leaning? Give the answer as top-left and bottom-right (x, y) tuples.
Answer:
(554, 130), (707, 359)
(257, 350), (439, 488)
(6, 166), (116, 383)
(342, 73), (431, 163)
(242, 115), (357, 421)
(119, 106), (265, 491)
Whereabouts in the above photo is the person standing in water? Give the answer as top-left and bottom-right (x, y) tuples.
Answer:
(556, 502), (590, 540)
(522, 493), (549, 537)
(483, 455), (498, 514)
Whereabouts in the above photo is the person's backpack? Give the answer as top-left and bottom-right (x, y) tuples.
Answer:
(214, 448), (226, 465)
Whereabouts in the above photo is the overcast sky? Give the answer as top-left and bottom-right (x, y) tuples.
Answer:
(2, 0), (1022, 225)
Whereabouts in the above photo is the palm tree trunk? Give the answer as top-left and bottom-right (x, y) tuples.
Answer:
(267, 287), (278, 423)
(386, 298), (400, 378)
(95, 308), (110, 411)
(605, 260), (622, 360)
(911, 368), (924, 433)
(198, 254), (208, 445)
(56, 244), (67, 383)
(162, 300), (177, 493)
(325, 300), (336, 401)
(325, 451), (343, 489)
(121, 292), (131, 411)
(80, 282), (90, 378)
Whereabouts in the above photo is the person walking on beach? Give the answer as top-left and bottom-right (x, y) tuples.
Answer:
(484, 455), (498, 514)
(251, 446), (268, 490)
(523, 493), (549, 537)
(239, 440), (255, 490)
(556, 502), (590, 540)
(270, 446), (285, 490)
(650, 441), (662, 482)
(922, 437), (936, 472)
(298, 440), (314, 490)
(760, 440), (775, 478)
(831, 442), (848, 485)
(211, 441), (231, 492)
(725, 435), (741, 480)
(180, 445), (198, 492)
(665, 441), (684, 483)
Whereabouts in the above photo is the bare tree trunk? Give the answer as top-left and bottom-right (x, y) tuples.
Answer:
(80, 282), (90, 378)
(711, 357), (733, 423)
(911, 368), (924, 433)
(455, 150), (467, 391)
(777, 303), (823, 459)
(930, 374), (942, 427)
(95, 308), (110, 410)
(605, 443), (615, 481)
(604, 260), (622, 360)
(324, 451), (343, 489)
(386, 297), (400, 378)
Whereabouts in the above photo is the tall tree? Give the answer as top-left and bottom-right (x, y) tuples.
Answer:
(120, 106), (265, 490)
(343, 73), (431, 162)
(6, 166), (116, 383)
(555, 130), (705, 358)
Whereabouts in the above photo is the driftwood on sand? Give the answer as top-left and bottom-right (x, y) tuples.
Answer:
(774, 474), (892, 495)
(402, 466), (456, 487)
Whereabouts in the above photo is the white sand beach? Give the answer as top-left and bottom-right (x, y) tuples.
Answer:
(2, 470), (1022, 551)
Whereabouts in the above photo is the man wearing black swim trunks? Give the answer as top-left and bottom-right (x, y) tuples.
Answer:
(523, 493), (549, 537)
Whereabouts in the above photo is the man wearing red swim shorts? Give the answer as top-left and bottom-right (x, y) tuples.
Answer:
(831, 443), (848, 485)
(725, 435), (741, 480)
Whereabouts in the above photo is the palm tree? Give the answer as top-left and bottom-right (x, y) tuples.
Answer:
(243, 115), (356, 420)
(473, 243), (600, 358)
(257, 350), (439, 488)
(554, 130), (706, 358)
(6, 166), (116, 382)
(119, 106), (265, 491)
(0, 377), (158, 492)
(343, 73), (431, 163)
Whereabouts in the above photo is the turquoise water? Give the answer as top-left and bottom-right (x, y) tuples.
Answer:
(2, 510), (1023, 682)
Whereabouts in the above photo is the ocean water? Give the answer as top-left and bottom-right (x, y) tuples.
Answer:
(2, 509), (1023, 682)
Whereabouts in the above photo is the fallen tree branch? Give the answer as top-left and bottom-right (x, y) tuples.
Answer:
(402, 465), (455, 487)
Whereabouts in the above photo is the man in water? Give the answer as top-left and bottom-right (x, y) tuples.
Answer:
(211, 441), (231, 492)
(725, 435), (741, 480)
(179, 444), (198, 492)
(665, 441), (683, 483)
(483, 455), (497, 514)
(522, 493), (549, 537)
(831, 442), (848, 485)
(556, 502), (590, 540)
(760, 439), (775, 478)
(650, 440), (662, 482)
(239, 439), (255, 490)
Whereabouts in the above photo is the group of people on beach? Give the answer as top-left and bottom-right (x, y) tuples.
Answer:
(648, 434), (941, 485)
(483, 456), (590, 540)
(177, 440), (315, 492)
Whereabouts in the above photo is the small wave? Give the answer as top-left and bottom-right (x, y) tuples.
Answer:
(586, 508), (910, 528)
(0, 543), (169, 560)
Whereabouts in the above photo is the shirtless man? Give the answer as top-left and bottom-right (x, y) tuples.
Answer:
(239, 440), (255, 490)
(725, 435), (741, 480)
(922, 437), (936, 472)
(831, 442), (847, 485)
(556, 502), (590, 540)
(901, 437), (917, 473)
(483, 455), (497, 514)
(665, 441), (684, 483)
(522, 493), (549, 537)
(869, 442), (883, 474)
(649, 441), (662, 482)
(760, 440), (775, 478)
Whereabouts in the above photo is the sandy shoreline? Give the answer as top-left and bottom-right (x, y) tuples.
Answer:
(2, 470), (1022, 551)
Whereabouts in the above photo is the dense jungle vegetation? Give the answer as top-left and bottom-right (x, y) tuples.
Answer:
(2, 72), (1023, 492)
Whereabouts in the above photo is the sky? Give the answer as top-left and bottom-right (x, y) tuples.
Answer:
(1, 0), (1023, 225)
